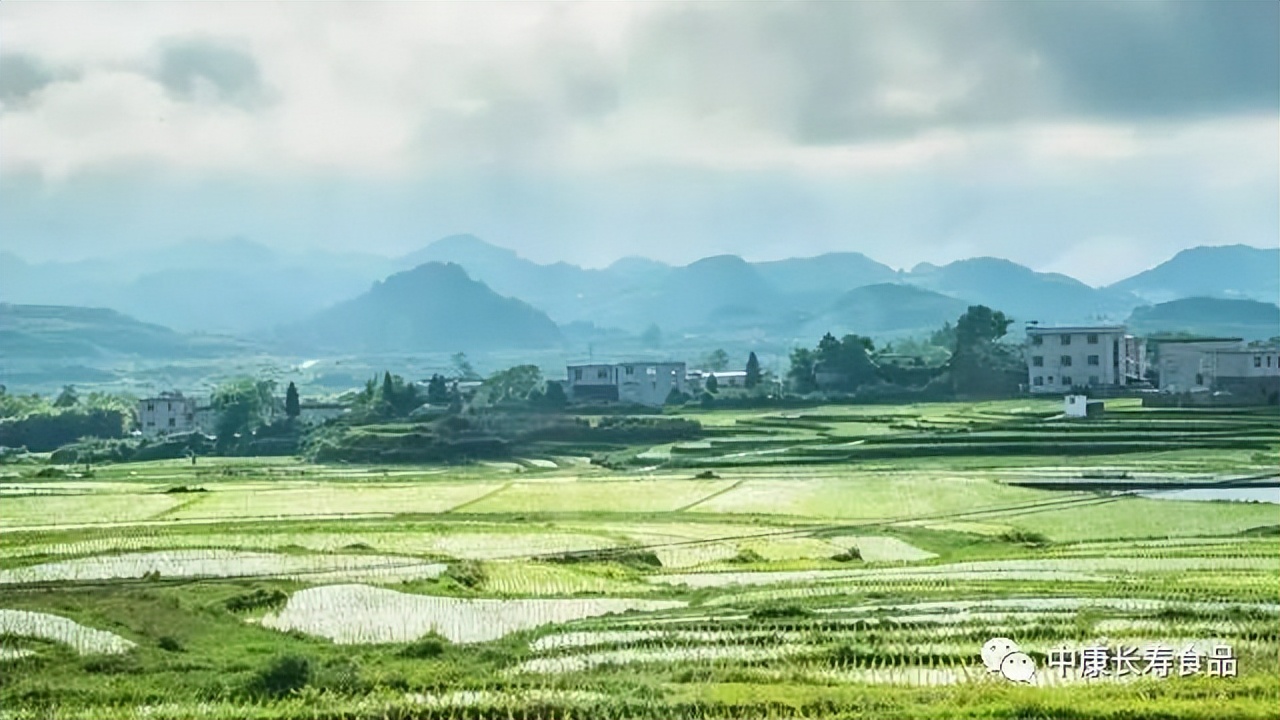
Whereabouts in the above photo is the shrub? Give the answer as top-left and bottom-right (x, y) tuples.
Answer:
(247, 654), (311, 698)
(442, 560), (486, 589)
(32, 466), (67, 478)
(727, 548), (766, 564)
(157, 636), (184, 652)
(398, 634), (448, 659)
(999, 529), (1050, 547)
(750, 604), (813, 620)
(224, 588), (289, 613)
(831, 548), (862, 562)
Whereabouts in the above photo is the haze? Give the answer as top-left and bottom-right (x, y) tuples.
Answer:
(2, 1), (1277, 286)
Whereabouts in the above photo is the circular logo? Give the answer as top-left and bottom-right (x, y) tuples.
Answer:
(981, 637), (1020, 673)
(999, 651), (1036, 683)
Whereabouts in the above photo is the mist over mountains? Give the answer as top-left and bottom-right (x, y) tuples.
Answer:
(1, 237), (1277, 358)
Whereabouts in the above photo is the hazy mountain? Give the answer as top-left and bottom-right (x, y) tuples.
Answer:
(806, 283), (970, 338)
(620, 254), (783, 331)
(1127, 297), (1280, 341)
(904, 257), (1140, 324)
(398, 234), (616, 324)
(0, 303), (244, 360)
(755, 252), (898, 305)
(279, 262), (562, 353)
(1110, 245), (1280, 304)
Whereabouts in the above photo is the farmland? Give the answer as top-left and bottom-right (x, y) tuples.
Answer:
(1, 400), (1277, 719)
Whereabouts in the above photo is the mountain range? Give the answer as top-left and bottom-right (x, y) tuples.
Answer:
(1, 238), (1276, 355)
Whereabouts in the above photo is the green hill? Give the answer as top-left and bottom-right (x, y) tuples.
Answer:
(1127, 297), (1280, 341)
(279, 262), (563, 353)
(0, 303), (238, 359)
(806, 283), (970, 338)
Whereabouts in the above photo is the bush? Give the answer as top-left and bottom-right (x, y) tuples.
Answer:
(750, 604), (813, 620)
(442, 560), (486, 589)
(831, 548), (862, 562)
(247, 654), (311, 698)
(398, 633), (448, 659)
(32, 466), (67, 478)
(224, 588), (289, 613)
(727, 548), (766, 564)
(999, 529), (1050, 547)
(157, 636), (184, 652)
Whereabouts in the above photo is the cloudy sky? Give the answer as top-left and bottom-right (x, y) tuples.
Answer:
(1, 1), (1276, 284)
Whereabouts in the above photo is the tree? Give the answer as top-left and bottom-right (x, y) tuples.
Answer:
(954, 306), (1013, 350)
(451, 352), (480, 381)
(703, 349), (730, 372)
(542, 381), (568, 409)
(949, 305), (1021, 397)
(426, 374), (451, 404)
(481, 365), (543, 404)
(640, 323), (662, 349)
(284, 382), (300, 419)
(745, 352), (761, 388)
(705, 374), (719, 393)
(211, 378), (277, 445)
(54, 385), (79, 409)
(787, 347), (817, 394)
(381, 371), (396, 407)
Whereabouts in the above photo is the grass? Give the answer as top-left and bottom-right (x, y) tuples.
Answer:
(0, 401), (1276, 718)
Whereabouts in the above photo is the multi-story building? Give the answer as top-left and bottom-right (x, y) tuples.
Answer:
(137, 392), (198, 437)
(1025, 325), (1145, 395)
(566, 361), (688, 407)
(1152, 338), (1280, 403)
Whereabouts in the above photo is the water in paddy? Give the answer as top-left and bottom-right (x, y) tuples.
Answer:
(1139, 487), (1280, 504)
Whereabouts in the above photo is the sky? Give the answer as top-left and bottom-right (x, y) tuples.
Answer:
(1, 1), (1277, 285)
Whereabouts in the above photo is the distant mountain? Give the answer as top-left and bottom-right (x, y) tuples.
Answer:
(806, 283), (970, 338)
(618, 255), (783, 331)
(398, 234), (617, 325)
(0, 303), (242, 360)
(279, 262), (562, 353)
(1110, 245), (1280, 304)
(755, 252), (898, 304)
(1127, 297), (1280, 341)
(904, 257), (1140, 324)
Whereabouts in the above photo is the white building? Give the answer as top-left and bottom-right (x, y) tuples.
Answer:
(137, 392), (197, 437)
(686, 370), (747, 392)
(1153, 338), (1280, 402)
(566, 361), (688, 407)
(1025, 325), (1145, 395)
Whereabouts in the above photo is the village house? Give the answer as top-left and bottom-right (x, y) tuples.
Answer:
(566, 361), (687, 407)
(1151, 338), (1280, 403)
(685, 370), (747, 393)
(137, 392), (198, 437)
(1025, 325), (1146, 395)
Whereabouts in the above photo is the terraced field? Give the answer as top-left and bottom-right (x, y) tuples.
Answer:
(0, 401), (1276, 719)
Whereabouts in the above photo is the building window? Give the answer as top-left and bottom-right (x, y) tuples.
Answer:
(1087, 355), (1100, 366)
(1061, 376), (1073, 387)
(1060, 334), (1071, 345)
(597, 369), (610, 380)
(625, 366), (634, 375)
(146, 402), (155, 412)
(1256, 356), (1263, 368)
(1032, 356), (1044, 367)
(1088, 375), (1099, 386)
(646, 367), (657, 376)
(168, 417), (176, 428)
(1269, 356), (1274, 368)
(574, 369), (583, 381)
(1047, 376), (1055, 384)
(1031, 335), (1043, 346)
(1033, 376), (1044, 386)
(146, 420), (155, 427)
(1195, 373), (1204, 385)
(1087, 334), (1099, 344)
(1061, 355), (1073, 367)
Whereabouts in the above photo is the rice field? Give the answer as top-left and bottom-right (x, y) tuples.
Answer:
(1, 401), (1276, 719)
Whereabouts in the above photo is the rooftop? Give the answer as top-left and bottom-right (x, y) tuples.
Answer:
(1025, 325), (1126, 333)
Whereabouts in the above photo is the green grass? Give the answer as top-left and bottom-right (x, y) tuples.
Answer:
(1, 400), (1277, 718)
